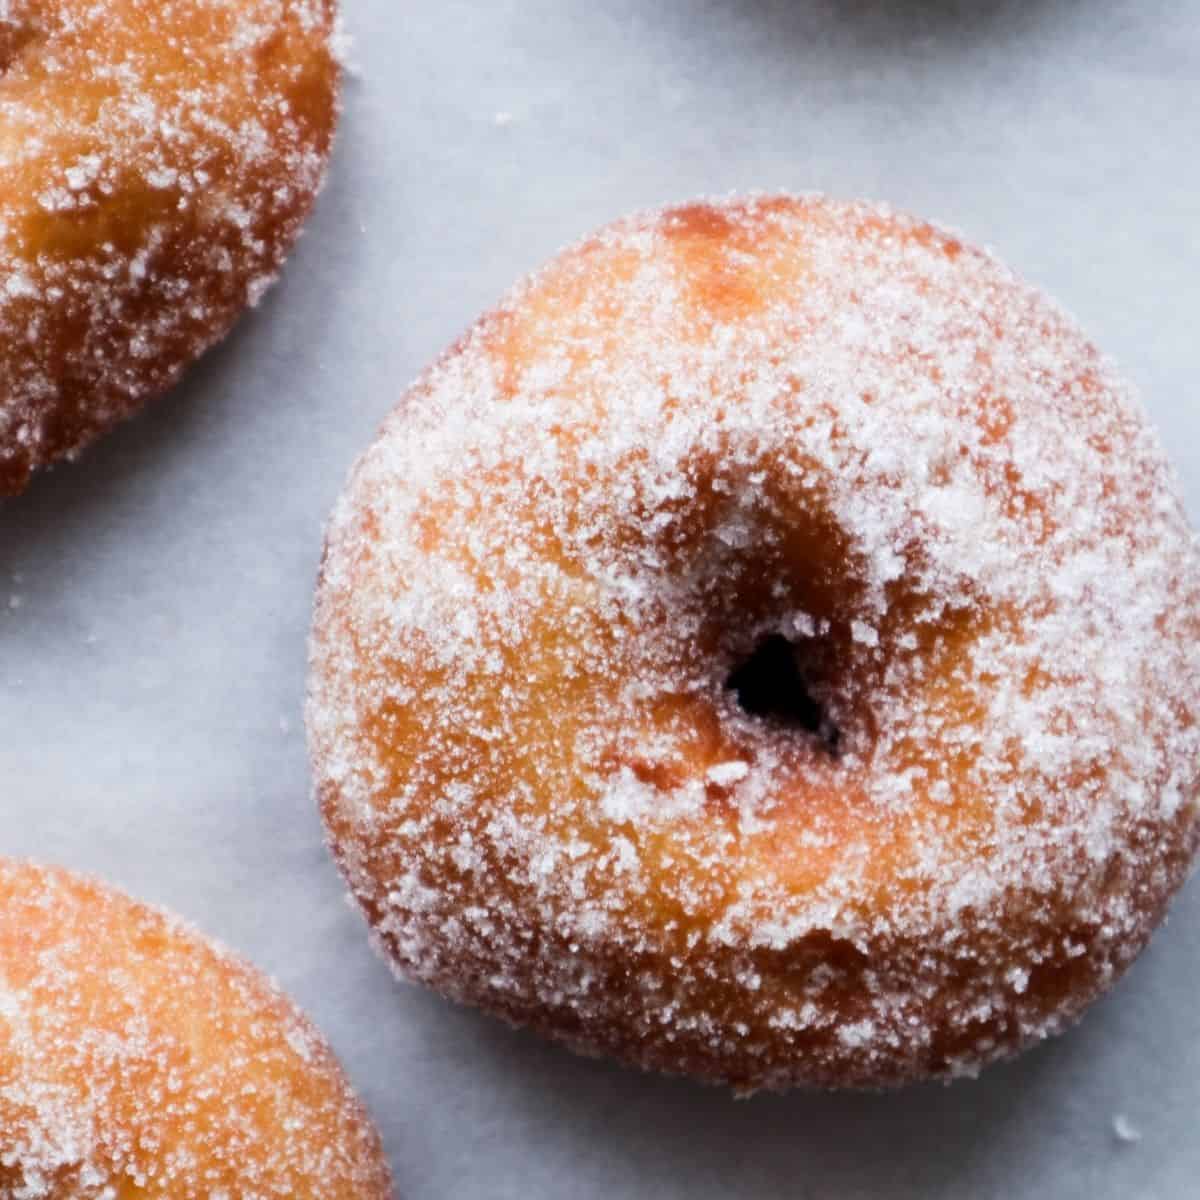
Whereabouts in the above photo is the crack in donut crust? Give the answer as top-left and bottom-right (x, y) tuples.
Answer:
(308, 195), (1200, 1090)
(0, 0), (340, 494)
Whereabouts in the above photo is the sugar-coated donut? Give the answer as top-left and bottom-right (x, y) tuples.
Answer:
(307, 195), (1200, 1090)
(0, 860), (393, 1197)
(0, 0), (340, 495)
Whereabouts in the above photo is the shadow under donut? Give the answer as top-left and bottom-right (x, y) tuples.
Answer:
(703, 0), (1085, 54)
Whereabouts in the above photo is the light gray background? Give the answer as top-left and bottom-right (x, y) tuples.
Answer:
(2, 2), (1199, 1196)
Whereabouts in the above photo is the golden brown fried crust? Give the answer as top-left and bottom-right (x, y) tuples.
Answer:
(0, 859), (393, 1198)
(309, 195), (1200, 1090)
(0, 0), (340, 494)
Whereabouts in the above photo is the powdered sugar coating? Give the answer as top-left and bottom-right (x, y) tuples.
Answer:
(308, 195), (1200, 1090)
(0, 0), (340, 495)
(0, 859), (393, 1198)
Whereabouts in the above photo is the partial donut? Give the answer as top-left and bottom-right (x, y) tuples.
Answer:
(0, 859), (393, 1198)
(308, 195), (1200, 1090)
(0, 0), (340, 495)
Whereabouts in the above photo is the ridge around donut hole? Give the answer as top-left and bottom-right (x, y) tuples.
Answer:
(702, 547), (989, 790)
(591, 474), (873, 777)
(684, 472), (879, 762)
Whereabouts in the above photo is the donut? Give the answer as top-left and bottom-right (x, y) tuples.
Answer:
(0, 0), (340, 495)
(307, 195), (1200, 1090)
(0, 859), (393, 1197)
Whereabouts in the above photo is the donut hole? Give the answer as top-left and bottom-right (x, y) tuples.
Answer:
(726, 633), (841, 754)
